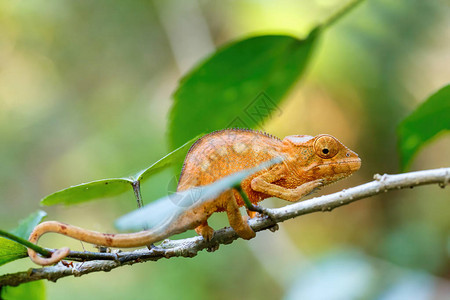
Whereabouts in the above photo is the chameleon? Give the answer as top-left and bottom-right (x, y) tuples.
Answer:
(28, 129), (361, 265)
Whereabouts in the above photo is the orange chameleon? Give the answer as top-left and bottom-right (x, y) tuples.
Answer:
(28, 129), (361, 265)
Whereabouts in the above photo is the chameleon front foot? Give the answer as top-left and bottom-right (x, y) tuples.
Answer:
(246, 205), (279, 232)
(247, 204), (276, 222)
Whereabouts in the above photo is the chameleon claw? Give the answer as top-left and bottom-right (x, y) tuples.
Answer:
(246, 204), (279, 232)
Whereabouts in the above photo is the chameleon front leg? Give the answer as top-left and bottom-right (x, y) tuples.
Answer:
(235, 185), (278, 232)
(251, 171), (324, 202)
(225, 191), (256, 240)
(246, 210), (258, 219)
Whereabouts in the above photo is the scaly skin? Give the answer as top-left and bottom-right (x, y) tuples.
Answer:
(28, 129), (361, 265)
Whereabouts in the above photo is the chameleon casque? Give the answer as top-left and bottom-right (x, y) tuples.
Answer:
(28, 129), (361, 265)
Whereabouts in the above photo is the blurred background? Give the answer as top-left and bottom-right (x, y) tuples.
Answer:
(1, 0), (449, 299)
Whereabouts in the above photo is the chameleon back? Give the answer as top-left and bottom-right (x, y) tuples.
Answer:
(177, 129), (282, 194)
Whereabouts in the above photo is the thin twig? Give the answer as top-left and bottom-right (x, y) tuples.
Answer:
(320, 0), (365, 30)
(0, 168), (448, 287)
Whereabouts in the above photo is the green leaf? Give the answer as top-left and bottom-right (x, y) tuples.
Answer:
(1, 280), (46, 300)
(115, 157), (282, 231)
(40, 178), (133, 206)
(169, 32), (318, 149)
(135, 134), (203, 182)
(398, 84), (450, 170)
(10, 210), (47, 239)
(168, 0), (366, 149)
(0, 237), (27, 267)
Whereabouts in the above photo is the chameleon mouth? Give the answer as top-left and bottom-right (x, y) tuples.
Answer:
(314, 159), (361, 171)
(304, 158), (361, 185)
(345, 159), (362, 172)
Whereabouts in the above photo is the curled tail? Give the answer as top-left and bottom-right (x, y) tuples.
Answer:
(28, 221), (164, 266)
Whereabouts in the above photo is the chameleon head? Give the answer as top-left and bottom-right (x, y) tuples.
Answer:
(283, 134), (361, 185)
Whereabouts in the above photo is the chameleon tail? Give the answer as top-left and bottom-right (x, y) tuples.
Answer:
(27, 221), (162, 266)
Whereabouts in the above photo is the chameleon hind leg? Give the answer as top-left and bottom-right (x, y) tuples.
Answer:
(225, 191), (256, 240)
(195, 222), (215, 241)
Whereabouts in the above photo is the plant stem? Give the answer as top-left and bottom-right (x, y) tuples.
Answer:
(132, 181), (143, 208)
(0, 229), (51, 257)
(234, 185), (253, 209)
(320, 0), (365, 31)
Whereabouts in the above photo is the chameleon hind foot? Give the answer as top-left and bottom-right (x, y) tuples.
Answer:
(195, 222), (215, 241)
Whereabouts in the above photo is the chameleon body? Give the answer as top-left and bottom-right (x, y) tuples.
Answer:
(28, 129), (361, 265)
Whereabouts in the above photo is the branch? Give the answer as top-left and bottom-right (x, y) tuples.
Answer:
(1, 168), (449, 287)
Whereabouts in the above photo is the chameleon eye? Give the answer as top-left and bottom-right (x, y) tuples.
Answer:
(314, 135), (339, 159)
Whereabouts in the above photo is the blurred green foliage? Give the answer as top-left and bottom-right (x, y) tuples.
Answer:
(0, 237), (27, 267)
(1, 280), (45, 300)
(10, 210), (47, 240)
(0, 0), (449, 299)
(0, 210), (46, 266)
